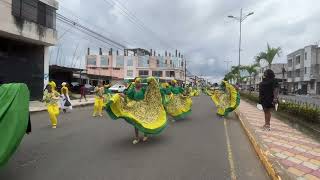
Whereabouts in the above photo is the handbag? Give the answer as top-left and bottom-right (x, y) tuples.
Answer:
(64, 99), (71, 107)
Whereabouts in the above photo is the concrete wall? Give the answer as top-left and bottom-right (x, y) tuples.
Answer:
(0, 0), (58, 46)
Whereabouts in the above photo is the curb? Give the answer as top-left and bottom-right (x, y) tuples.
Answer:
(235, 110), (282, 180)
(30, 102), (94, 114)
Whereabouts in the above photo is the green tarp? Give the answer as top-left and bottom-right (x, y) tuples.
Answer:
(0, 83), (30, 167)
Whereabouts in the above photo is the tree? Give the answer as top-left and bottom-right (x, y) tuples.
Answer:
(224, 71), (236, 83)
(255, 44), (281, 68)
(243, 64), (258, 93)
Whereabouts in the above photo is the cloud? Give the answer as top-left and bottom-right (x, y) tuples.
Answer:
(52, 0), (320, 79)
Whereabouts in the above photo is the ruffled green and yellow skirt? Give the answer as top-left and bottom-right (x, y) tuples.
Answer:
(0, 83), (30, 167)
(211, 82), (240, 116)
(165, 94), (192, 120)
(105, 78), (167, 135)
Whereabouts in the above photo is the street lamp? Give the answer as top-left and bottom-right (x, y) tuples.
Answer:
(228, 9), (254, 67)
(224, 60), (232, 73)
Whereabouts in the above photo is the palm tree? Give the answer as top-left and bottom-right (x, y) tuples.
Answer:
(230, 65), (242, 83)
(243, 64), (258, 93)
(224, 71), (236, 83)
(255, 44), (281, 69)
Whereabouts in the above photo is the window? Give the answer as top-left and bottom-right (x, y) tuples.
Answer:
(87, 56), (96, 65)
(138, 56), (149, 67)
(288, 59), (293, 67)
(37, 1), (46, 26)
(152, 71), (163, 77)
(139, 70), (149, 76)
(22, 0), (38, 23)
(311, 82), (315, 90)
(296, 55), (301, 64)
(181, 61), (184, 67)
(127, 58), (133, 66)
(12, 0), (56, 29)
(113, 68), (120, 70)
(305, 52), (307, 60)
(127, 70), (133, 77)
(116, 56), (124, 67)
(305, 67), (307, 74)
(166, 71), (175, 77)
(295, 69), (300, 77)
(158, 57), (166, 67)
(288, 71), (292, 78)
(46, 5), (55, 28)
(100, 56), (108, 66)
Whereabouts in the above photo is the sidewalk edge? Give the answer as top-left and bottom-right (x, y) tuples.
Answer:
(235, 110), (282, 180)
(30, 102), (94, 114)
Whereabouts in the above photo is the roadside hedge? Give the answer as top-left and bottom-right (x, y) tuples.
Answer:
(240, 91), (320, 123)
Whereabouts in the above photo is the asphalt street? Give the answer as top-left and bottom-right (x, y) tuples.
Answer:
(0, 95), (269, 180)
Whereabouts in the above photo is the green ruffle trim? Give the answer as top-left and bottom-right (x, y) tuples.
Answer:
(223, 92), (241, 116)
(171, 109), (192, 120)
(105, 100), (167, 135)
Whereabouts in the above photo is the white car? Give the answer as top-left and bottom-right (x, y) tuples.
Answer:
(109, 84), (126, 93)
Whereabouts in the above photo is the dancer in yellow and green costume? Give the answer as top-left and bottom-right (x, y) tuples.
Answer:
(103, 83), (112, 107)
(93, 82), (105, 117)
(160, 82), (172, 105)
(0, 83), (31, 167)
(105, 77), (167, 144)
(211, 80), (240, 117)
(43, 81), (60, 128)
(165, 79), (192, 120)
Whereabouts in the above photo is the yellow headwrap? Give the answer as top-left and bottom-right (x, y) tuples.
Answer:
(171, 79), (177, 84)
(49, 81), (56, 89)
(135, 77), (141, 83)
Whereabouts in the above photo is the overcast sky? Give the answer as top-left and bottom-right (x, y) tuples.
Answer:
(51, 0), (320, 82)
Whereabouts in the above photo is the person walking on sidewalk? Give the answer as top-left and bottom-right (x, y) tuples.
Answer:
(259, 69), (279, 131)
(79, 84), (87, 102)
(60, 82), (72, 113)
(43, 83), (60, 129)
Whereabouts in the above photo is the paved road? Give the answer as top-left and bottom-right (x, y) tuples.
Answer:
(0, 95), (269, 180)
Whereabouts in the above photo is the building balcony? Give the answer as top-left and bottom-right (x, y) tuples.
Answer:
(295, 63), (301, 69)
(287, 66), (293, 71)
(287, 77), (293, 82)
(294, 77), (301, 82)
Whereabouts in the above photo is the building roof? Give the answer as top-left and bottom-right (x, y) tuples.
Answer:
(49, 65), (86, 73)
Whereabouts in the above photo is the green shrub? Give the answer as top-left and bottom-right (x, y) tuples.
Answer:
(240, 91), (320, 123)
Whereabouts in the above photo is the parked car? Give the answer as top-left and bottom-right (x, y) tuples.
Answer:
(70, 82), (80, 92)
(109, 84), (126, 93)
(84, 84), (95, 94)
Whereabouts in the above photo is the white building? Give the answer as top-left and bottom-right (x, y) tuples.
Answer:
(287, 45), (320, 95)
(0, 0), (58, 99)
(254, 63), (287, 88)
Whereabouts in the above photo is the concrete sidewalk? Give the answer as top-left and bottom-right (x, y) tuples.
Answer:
(29, 98), (95, 113)
(236, 100), (320, 180)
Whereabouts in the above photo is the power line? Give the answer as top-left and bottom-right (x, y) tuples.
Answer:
(102, 0), (174, 49)
(0, 0), (126, 51)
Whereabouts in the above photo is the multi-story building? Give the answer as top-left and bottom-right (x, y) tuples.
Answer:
(287, 45), (320, 95)
(86, 48), (186, 85)
(254, 63), (287, 89)
(0, 0), (58, 99)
